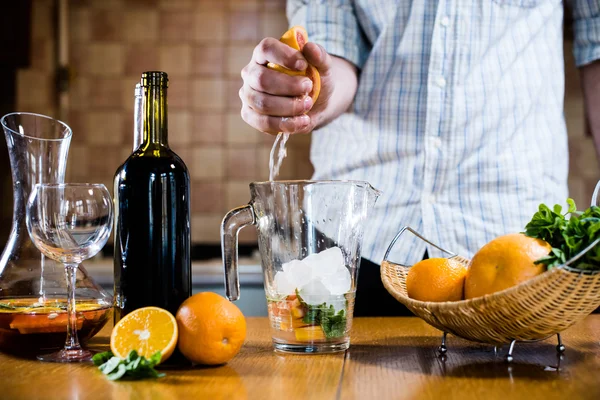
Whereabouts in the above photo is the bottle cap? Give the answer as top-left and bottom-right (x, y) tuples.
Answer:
(141, 71), (169, 88)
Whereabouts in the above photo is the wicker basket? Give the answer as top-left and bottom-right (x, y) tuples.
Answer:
(381, 227), (600, 346)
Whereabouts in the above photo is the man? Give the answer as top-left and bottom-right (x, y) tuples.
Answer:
(239, 1), (600, 315)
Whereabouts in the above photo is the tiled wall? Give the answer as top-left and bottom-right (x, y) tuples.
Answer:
(17, 0), (58, 119)
(17, 0), (313, 245)
(15, 0), (600, 246)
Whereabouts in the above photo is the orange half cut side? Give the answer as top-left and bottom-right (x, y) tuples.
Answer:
(110, 306), (178, 363)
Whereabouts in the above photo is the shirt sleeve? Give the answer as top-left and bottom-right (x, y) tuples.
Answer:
(569, 0), (600, 67)
(286, 0), (370, 69)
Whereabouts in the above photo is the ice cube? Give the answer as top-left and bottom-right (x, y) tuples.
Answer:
(274, 271), (295, 295)
(303, 247), (345, 278)
(281, 259), (312, 289)
(322, 265), (352, 295)
(299, 278), (331, 306)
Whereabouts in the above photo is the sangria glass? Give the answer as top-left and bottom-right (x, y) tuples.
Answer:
(0, 113), (111, 355)
(222, 180), (380, 353)
(26, 183), (113, 362)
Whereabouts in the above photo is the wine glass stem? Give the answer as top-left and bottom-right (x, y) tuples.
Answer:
(64, 263), (81, 351)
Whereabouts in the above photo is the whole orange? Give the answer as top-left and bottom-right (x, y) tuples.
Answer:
(406, 258), (468, 302)
(175, 292), (247, 365)
(464, 233), (551, 299)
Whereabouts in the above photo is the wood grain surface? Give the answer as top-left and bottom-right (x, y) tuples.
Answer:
(0, 316), (599, 400)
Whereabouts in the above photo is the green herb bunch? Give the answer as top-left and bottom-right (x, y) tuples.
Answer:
(524, 198), (600, 270)
(295, 290), (347, 338)
(92, 350), (165, 381)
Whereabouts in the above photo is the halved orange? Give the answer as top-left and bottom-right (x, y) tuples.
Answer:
(279, 25), (308, 51)
(266, 25), (321, 103)
(110, 306), (178, 363)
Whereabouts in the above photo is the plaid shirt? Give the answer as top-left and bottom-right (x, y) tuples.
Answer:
(287, 0), (600, 264)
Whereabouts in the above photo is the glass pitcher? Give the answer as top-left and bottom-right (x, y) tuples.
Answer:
(222, 180), (380, 353)
(0, 113), (111, 354)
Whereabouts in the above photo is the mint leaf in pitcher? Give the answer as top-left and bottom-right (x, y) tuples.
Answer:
(296, 291), (348, 338)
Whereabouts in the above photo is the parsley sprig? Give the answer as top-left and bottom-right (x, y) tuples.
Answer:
(295, 290), (347, 338)
(524, 198), (600, 270)
(92, 350), (165, 381)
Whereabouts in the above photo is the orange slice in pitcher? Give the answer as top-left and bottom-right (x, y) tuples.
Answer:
(110, 306), (178, 363)
(294, 326), (326, 342)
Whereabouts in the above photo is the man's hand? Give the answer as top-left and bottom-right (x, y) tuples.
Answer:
(240, 37), (358, 135)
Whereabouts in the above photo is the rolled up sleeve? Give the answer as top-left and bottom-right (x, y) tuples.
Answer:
(569, 0), (600, 67)
(286, 0), (370, 69)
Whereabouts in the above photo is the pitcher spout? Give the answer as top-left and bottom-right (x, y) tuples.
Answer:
(365, 183), (382, 212)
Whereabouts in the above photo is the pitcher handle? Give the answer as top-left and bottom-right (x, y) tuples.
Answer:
(221, 205), (256, 301)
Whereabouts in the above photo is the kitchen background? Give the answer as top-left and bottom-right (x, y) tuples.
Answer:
(0, 0), (598, 314)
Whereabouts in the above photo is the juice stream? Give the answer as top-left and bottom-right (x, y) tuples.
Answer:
(269, 132), (290, 181)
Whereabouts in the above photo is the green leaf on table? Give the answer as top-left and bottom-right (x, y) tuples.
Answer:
(107, 364), (128, 381)
(92, 351), (114, 366)
(125, 349), (139, 363)
(94, 350), (165, 381)
(148, 351), (162, 366)
(99, 356), (122, 375)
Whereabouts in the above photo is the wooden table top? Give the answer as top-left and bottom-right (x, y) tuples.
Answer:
(1, 316), (599, 400)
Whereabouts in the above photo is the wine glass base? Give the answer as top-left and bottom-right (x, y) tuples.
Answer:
(37, 348), (95, 363)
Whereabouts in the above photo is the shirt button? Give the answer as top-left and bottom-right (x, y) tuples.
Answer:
(436, 77), (447, 88)
(424, 194), (436, 204)
(430, 137), (442, 149)
(440, 16), (450, 27)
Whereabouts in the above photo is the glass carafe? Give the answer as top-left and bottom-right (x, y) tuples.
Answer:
(222, 180), (380, 353)
(0, 113), (111, 354)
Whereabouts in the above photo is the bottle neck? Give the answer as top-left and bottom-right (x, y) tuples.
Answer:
(142, 84), (169, 148)
(132, 84), (142, 151)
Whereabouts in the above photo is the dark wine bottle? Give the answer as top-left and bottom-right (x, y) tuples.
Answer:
(132, 82), (142, 151)
(112, 84), (142, 309)
(113, 71), (191, 323)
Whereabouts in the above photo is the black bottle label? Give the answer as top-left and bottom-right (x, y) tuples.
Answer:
(114, 154), (191, 322)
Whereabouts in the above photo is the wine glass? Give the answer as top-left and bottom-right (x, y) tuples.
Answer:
(26, 183), (113, 362)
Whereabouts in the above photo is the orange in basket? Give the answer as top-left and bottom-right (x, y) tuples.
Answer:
(464, 233), (550, 299)
(406, 258), (467, 302)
